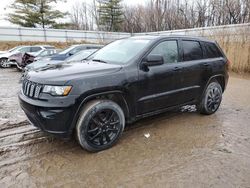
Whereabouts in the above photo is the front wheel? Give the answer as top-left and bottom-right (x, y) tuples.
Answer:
(199, 81), (223, 115)
(76, 100), (125, 152)
(0, 58), (9, 68)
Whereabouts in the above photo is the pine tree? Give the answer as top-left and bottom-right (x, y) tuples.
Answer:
(98, 0), (124, 32)
(7, 0), (67, 28)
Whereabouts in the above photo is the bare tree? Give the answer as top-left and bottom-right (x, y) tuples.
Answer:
(69, 0), (250, 32)
(70, 1), (95, 30)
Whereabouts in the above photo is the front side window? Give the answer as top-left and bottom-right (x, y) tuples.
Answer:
(149, 40), (178, 64)
(183, 40), (203, 61)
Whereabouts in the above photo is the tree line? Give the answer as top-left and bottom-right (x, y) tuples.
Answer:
(7, 0), (250, 32)
(123, 0), (250, 32)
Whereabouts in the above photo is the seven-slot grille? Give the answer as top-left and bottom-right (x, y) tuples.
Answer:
(22, 79), (43, 98)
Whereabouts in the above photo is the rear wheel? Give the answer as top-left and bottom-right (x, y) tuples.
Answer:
(199, 81), (223, 115)
(76, 100), (125, 152)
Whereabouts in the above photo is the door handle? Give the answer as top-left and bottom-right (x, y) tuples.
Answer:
(203, 63), (209, 66)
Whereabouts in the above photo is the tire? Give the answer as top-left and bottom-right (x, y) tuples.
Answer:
(199, 81), (223, 115)
(76, 100), (125, 152)
(0, 58), (9, 68)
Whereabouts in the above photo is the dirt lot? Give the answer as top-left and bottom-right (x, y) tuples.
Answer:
(0, 68), (250, 188)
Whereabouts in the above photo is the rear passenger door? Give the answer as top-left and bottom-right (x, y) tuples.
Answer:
(177, 40), (206, 104)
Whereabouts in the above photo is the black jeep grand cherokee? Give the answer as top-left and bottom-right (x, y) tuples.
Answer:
(19, 36), (229, 152)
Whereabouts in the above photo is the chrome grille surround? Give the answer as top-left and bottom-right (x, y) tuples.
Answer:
(22, 79), (43, 99)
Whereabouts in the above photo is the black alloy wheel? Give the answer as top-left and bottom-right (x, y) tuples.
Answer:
(76, 100), (125, 152)
(199, 81), (223, 115)
(206, 87), (221, 112)
(86, 109), (121, 147)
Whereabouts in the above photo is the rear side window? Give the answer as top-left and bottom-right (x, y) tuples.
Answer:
(149, 40), (178, 64)
(205, 42), (223, 58)
(182, 40), (203, 61)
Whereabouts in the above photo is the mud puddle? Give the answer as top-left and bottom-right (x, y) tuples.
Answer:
(0, 69), (250, 187)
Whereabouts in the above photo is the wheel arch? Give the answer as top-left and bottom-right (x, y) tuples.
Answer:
(199, 74), (225, 103)
(205, 74), (226, 92)
(70, 90), (131, 132)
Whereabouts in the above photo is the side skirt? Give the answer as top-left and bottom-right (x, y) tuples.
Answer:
(127, 100), (197, 124)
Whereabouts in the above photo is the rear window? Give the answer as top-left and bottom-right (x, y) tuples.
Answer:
(182, 40), (203, 61)
(205, 42), (223, 58)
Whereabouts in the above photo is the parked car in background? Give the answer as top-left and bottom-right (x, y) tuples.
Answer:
(0, 50), (6, 55)
(0, 46), (21, 55)
(19, 36), (229, 152)
(0, 45), (55, 68)
(15, 49), (58, 70)
(0, 46), (29, 67)
(25, 49), (98, 72)
(42, 44), (103, 61)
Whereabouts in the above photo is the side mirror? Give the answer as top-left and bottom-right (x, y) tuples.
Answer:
(143, 55), (164, 67)
(68, 52), (74, 56)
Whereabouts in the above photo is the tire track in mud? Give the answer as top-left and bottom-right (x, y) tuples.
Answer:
(0, 107), (193, 168)
(0, 120), (29, 132)
(0, 121), (40, 148)
(0, 120), (78, 168)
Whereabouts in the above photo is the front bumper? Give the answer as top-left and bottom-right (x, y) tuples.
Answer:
(19, 93), (77, 138)
(6, 60), (17, 66)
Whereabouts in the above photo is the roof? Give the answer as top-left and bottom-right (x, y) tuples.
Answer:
(130, 35), (215, 43)
(72, 44), (104, 47)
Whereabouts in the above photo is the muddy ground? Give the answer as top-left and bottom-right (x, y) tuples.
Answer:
(0, 68), (250, 188)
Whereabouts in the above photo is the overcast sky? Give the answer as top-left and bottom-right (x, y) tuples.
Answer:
(0, 0), (146, 27)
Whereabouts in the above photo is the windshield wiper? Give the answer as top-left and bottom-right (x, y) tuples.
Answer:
(92, 59), (108, 64)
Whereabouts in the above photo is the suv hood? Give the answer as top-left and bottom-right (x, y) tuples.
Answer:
(0, 50), (7, 54)
(27, 61), (123, 84)
(26, 60), (62, 71)
(0, 51), (18, 58)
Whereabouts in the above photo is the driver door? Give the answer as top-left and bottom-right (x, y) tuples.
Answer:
(136, 40), (182, 115)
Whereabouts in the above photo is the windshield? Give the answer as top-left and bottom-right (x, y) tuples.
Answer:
(58, 46), (77, 55)
(9, 46), (22, 53)
(33, 50), (42, 56)
(66, 49), (97, 62)
(89, 39), (151, 64)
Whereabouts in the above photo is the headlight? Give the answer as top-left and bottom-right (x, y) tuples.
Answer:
(42, 85), (72, 96)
